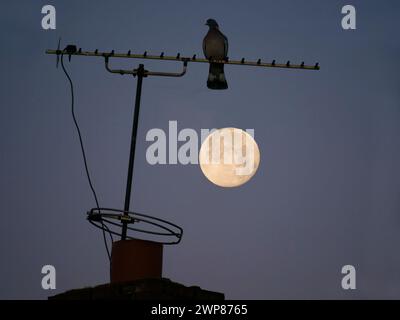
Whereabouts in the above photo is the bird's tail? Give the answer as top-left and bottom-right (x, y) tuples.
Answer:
(207, 63), (228, 90)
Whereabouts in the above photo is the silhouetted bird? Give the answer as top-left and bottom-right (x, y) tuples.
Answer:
(203, 19), (228, 90)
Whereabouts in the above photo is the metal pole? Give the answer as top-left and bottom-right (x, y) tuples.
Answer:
(121, 64), (145, 240)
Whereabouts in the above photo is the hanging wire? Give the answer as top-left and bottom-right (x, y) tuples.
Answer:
(60, 52), (113, 263)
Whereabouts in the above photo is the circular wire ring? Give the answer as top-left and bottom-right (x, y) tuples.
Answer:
(87, 208), (183, 245)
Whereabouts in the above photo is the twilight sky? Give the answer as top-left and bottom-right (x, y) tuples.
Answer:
(0, 0), (400, 299)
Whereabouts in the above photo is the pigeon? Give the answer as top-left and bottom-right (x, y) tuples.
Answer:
(203, 19), (228, 90)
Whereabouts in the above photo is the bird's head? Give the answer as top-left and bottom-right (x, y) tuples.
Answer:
(205, 19), (219, 28)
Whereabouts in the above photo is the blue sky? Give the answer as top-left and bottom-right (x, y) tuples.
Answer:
(0, 0), (399, 299)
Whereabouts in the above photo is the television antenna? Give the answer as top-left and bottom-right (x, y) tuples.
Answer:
(46, 43), (319, 243)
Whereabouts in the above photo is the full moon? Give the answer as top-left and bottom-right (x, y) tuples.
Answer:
(199, 128), (260, 187)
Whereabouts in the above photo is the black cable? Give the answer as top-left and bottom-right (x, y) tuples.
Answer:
(60, 52), (112, 263)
